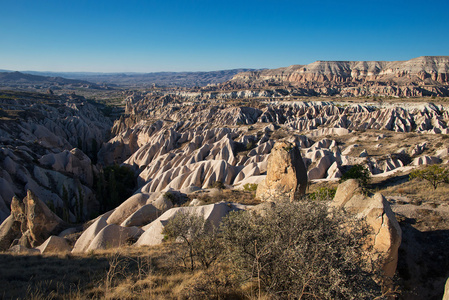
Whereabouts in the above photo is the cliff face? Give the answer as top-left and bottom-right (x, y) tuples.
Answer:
(227, 56), (449, 97)
(233, 56), (449, 85)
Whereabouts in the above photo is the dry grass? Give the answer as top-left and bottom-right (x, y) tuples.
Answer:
(188, 188), (261, 206)
(0, 243), (248, 300)
(380, 173), (449, 204)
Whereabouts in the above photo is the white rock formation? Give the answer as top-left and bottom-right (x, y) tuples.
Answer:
(135, 202), (241, 247)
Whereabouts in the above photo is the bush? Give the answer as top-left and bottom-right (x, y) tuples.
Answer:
(242, 183), (258, 192)
(209, 180), (225, 190)
(220, 201), (383, 299)
(409, 164), (449, 190)
(340, 164), (371, 187)
(162, 212), (222, 271)
(309, 186), (337, 201)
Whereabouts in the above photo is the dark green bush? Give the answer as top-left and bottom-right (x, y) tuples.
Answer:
(209, 180), (225, 190)
(340, 164), (371, 187)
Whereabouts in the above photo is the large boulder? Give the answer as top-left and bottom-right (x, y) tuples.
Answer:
(331, 179), (402, 278)
(256, 141), (308, 201)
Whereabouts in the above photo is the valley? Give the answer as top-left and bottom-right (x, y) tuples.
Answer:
(1, 57), (449, 299)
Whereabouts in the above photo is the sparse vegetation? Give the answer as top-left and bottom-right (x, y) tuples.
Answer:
(209, 180), (225, 190)
(409, 164), (449, 190)
(308, 186), (337, 201)
(162, 212), (222, 271)
(242, 183), (258, 192)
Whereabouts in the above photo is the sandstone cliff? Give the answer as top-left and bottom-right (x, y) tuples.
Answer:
(224, 56), (449, 97)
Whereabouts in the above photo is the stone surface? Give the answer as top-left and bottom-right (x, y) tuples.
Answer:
(331, 179), (402, 278)
(136, 202), (241, 247)
(107, 193), (150, 225)
(72, 210), (114, 253)
(86, 224), (143, 251)
(256, 141), (308, 201)
(443, 277), (449, 300)
(0, 215), (21, 250)
(36, 235), (71, 253)
(120, 203), (161, 227)
(39, 148), (94, 186)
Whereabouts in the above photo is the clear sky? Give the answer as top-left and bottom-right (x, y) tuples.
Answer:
(1, 0), (448, 72)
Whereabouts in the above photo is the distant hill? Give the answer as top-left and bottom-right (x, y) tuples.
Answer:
(0, 71), (100, 88)
(22, 69), (254, 87)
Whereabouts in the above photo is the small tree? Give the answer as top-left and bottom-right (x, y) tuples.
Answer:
(162, 211), (222, 271)
(409, 164), (449, 190)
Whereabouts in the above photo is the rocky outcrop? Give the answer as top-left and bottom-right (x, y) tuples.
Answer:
(0, 215), (21, 250)
(39, 148), (94, 186)
(331, 179), (402, 278)
(0, 190), (68, 249)
(256, 141), (308, 201)
(0, 91), (112, 224)
(72, 211), (114, 253)
(443, 277), (449, 300)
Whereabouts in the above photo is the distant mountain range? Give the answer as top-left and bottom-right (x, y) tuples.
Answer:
(0, 71), (96, 86)
(2, 56), (449, 96)
(0, 69), (254, 88)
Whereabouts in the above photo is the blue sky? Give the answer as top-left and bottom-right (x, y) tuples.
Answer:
(1, 0), (448, 72)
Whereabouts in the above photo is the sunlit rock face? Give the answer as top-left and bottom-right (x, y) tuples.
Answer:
(331, 179), (402, 278)
(256, 141), (308, 202)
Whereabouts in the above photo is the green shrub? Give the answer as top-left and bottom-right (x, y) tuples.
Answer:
(340, 164), (371, 187)
(94, 164), (136, 212)
(242, 183), (258, 192)
(245, 141), (256, 151)
(309, 187), (337, 201)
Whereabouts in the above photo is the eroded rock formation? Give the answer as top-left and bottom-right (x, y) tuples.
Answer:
(256, 141), (308, 201)
(225, 56), (449, 97)
(0, 190), (68, 249)
(331, 179), (402, 278)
